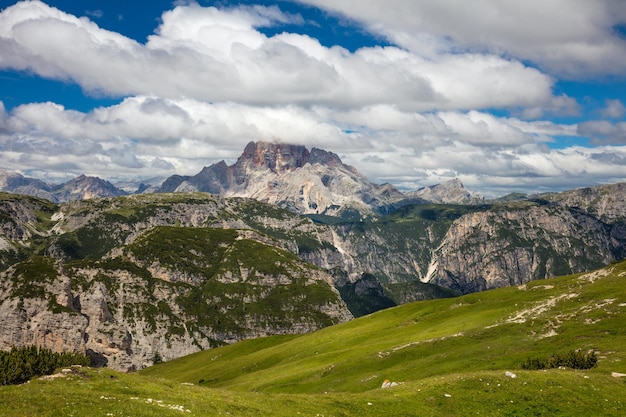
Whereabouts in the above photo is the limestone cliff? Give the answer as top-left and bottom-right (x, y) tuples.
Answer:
(160, 141), (407, 217)
(424, 202), (626, 293)
(541, 182), (626, 223)
(0, 229), (351, 371)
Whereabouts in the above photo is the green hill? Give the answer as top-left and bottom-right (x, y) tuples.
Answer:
(141, 260), (626, 393)
(2, 260), (625, 416)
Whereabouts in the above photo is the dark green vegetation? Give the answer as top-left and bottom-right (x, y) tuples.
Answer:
(0, 346), (90, 385)
(521, 349), (598, 370)
(1, 261), (625, 416)
(337, 272), (458, 316)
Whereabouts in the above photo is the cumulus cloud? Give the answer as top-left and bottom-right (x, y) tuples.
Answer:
(297, 0), (626, 78)
(4, 95), (623, 197)
(0, 1), (565, 112)
(352, 142), (626, 197)
(0, 1), (624, 196)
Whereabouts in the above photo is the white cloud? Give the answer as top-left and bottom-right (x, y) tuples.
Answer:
(0, 1), (564, 112)
(0, 1), (624, 196)
(297, 0), (626, 78)
(4, 96), (624, 197)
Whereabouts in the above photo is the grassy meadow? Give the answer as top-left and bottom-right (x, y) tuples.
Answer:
(1, 260), (625, 416)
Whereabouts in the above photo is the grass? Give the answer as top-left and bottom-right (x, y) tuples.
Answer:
(2, 261), (626, 415)
(141, 260), (626, 390)
(0, 365), (623, 416)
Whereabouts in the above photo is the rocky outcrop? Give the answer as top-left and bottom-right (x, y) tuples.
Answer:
(425, 202), (626, 293)
(50, 175), (127, 202)
(160, 141), (406, 217)
(0, 170), (55, 201)
(541, 182), (626, 223)
(0, 194), (57, 270)
(0, 230), (352, 371)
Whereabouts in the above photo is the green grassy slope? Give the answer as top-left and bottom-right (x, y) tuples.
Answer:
(1, 366), (624, 416)
(142, 260), (626, 394)
(2, 260), (625, 416)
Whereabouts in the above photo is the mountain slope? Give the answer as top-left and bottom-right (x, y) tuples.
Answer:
(0, 229), (350, 371)
(50, 174), (127, 201)
(425, 200), (626, 293)
(1, 184), (625, 371)
(2, 262), (624, 416)
(0, 170), (55, 201)
(0, 193), (354, 371)
(2, 187), (626, 299)
(0, 192), (57, 270)
(542, 182), (626, 223)
(142, 260), (626, 394)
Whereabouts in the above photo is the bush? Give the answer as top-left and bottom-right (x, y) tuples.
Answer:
(521, 349), (597, 370)
(152, 351), (163, 365)
(0, 346), (91, 385)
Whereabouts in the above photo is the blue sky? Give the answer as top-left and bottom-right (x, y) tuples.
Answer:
(0, 0), (625, 197)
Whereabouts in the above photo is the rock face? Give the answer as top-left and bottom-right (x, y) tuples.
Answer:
(540, 182), (626, 223)
(0, 193), (353, 371)
(0, 193), (57, 270)
(0, 227), (351, 371)
(425, 203), (626, 293)
(160, 141), (407, 216)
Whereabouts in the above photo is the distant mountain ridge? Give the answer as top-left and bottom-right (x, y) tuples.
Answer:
(407, 178), (485, 205)
(0, 141), (484, 211)
(0, 171), (127, 203)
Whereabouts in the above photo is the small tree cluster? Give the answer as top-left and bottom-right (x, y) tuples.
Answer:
(0, 345), (91, 385)
(521, 349), (597, 370)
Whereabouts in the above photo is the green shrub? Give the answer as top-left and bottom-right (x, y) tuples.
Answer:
(521, 349), (597, 370)
(0, 346), (91, 385)
(152, 351), (163, 365)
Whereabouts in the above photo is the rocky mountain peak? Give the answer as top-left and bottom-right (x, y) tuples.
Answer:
(238, 141), (310, 174)
(159, 141), (404, 216)
(309, 147), (344, 168)
(52, 174), (127, 201)
(409, 178), (485, 205)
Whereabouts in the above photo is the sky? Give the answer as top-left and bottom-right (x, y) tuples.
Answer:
(0, 0), (625, 197)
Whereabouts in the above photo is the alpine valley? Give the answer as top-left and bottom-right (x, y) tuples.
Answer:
(0, 141), (625, 371)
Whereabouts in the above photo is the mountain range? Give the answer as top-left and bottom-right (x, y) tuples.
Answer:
(0, 141), (483, 212)
(0, 141), (625, 370)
